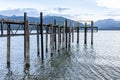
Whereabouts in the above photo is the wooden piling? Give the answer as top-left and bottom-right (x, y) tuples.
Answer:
(1, 22), (3, 35)
(40, 12), (44, 60)
(67, 28), (69, 45)
(65, 19), (68, 49)
(58, 26), (60, 52)
(84, 23), (87, 44)
(62, 22), (65, 49)
(60, 27), (61, 44)
(52, 26), (55, 50)
(54, 19), (57, 50)
(91, 21), (94, 45)
(7, 23), (10, 65)
(72, 21), (74, 43)
(68, 27), (71, 47)
(50, 24), (54, 54)
(77, 23), (79, 44)
(37, 25), (40, 55)
(24, 13), (30, 67)
(46, 26), (48, 52)
(24, 12), (27, 59)
(25, 20), (30, 67)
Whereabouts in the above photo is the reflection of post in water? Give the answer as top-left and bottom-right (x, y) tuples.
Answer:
(76, 43), (80, 52)
(84, 44), (87, 49)
(34, 57), (49, 79)
(23, 64), (30, 80)
(83, 44), (96, 63)
(5, 65), (13, 80)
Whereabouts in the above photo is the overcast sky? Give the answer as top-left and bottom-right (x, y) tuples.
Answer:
(0, 0), (120, 21)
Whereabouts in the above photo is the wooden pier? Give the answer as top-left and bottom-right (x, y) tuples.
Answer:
(0, 12), (98, 67)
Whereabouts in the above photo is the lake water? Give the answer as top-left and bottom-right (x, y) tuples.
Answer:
(0, 31), (120, 80)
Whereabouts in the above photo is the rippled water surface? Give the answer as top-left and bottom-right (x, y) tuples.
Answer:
(1, 31), (120, 80)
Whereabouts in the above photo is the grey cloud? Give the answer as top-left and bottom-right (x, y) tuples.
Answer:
(105, 11), (120, 16)
(83, 13), (95, 16)
(53, 8), (70, 13)
(0, 8), (39, 17)
(105, 13), (120, 16)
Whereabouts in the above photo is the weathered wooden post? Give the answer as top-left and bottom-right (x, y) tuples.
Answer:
(62, 22), (65, 49)
(46, 26), (48, 52)
(37, 25), (40, 55)
(24, 12), (30, 67)
(52, 25), (55, 50)
(7, 23), (10, 66)
(72, 21), (74, 43)
(68, 27), (71, 47)
(67, 28), (69, 45)
(60, 27), (61, 44)
(24, 12), (27, 59)
(50, 24), (54, 55)
(1, 21), (3, 35)
(91, 21), (94, 45)
(96, 27), (98, 32)
(65, 19), (68, 49)
(54, 19), (57, 50)
(77, 23), (79, 44)
(58, 26), (60, 52)
(84, 22), (87, 44)
(40, 12), (44, 60)
(25, 20), (30, 67)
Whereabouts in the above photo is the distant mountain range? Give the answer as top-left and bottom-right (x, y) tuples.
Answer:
(94, 19), (120, 30)
(0, 15), (83, 27)
(0, 15), (120, 30)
